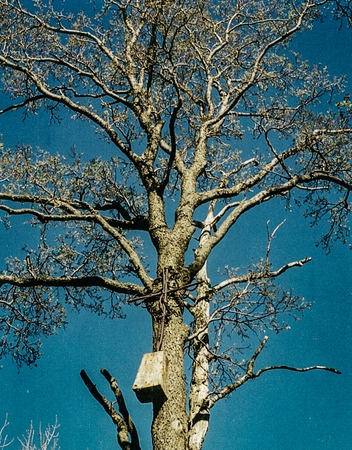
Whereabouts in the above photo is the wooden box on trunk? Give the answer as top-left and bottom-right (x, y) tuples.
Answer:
(132, 351), (168, 403)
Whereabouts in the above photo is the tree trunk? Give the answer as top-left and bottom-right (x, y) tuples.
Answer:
(188, 204), (215, 449)
(188, 280), (211, 450)
(151, 312), (189, 450)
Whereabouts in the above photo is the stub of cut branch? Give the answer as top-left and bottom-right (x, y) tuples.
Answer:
(80, 369), (140, 450)
(100, 368), (140, 450)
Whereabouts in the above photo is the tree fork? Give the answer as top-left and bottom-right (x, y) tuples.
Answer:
(80, 369), (141, 450)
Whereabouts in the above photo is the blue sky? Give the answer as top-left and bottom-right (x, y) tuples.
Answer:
(0, 3), (351, 450)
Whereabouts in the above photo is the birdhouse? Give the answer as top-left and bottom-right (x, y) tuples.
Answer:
(132, 351), (168, 403)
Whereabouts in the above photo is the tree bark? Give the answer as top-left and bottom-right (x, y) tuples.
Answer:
(151, 312), (189, 450)
(188, 206), (214, 450)
(188, 279), (211, 450)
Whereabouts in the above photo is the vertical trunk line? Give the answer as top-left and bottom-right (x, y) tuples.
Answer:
(188, 204), (215, 450)
(188, 275), (212, 450)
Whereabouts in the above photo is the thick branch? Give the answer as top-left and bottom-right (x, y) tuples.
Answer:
(0, 94), (47, 114)
(0, 203), (148, 230)
(100, 369), (141, 450)
(7, 2), (127, 74)
(0, 193), (152, 289)
(195, 146), (298, 206)
(190, 171), (351, 276)
(196, 153), (351, 207)
(80, 370), (135, 450)
(0, 274), (144, 296)
(88, 207), (152, 289)
(0, 54), (138, 164)
(203, 1), (313, 128)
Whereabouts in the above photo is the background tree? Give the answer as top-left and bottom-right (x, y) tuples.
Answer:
(0, 415), (59, 450)
(0, 1), (351, 449)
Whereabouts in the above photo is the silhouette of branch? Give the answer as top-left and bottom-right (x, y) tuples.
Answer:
(101, 369), (141, 450)
(208, 336), (341, 408)
(0, 273), (144, 296)
(213, 256), (312, 291)
(80, 369), (141, 450)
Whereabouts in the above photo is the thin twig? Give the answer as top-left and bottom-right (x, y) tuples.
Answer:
(208, 336), (341, 408)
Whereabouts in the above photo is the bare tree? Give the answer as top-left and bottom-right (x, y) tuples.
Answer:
(0, 415), (13, 450)
(17, 419), (59, 450)
(0, 416), (59, 450)
(0, 0), (351, 449)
